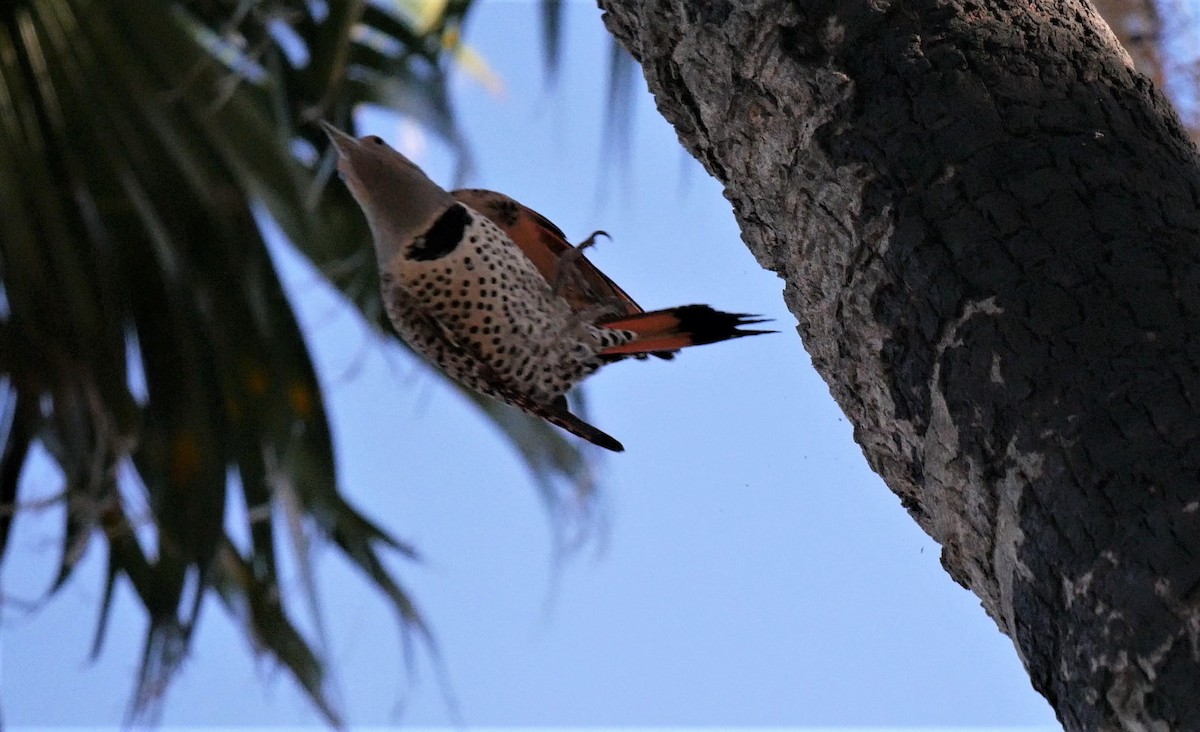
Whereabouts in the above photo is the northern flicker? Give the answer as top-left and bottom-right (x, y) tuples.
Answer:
(321, 121), (770, 452)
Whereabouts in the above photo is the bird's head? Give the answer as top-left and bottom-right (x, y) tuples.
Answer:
(320, 121), (456, 265)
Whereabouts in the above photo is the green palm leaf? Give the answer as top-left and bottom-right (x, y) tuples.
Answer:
(0, 0), (594, 722)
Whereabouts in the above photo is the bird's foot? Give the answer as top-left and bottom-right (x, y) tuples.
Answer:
(551, 230), (610, 296)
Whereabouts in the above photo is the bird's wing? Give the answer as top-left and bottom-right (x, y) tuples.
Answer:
(452, 188), (644, 319)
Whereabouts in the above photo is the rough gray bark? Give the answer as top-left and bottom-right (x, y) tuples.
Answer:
(598, 1), (1200, 729)
(1091, 0), (1162, 85)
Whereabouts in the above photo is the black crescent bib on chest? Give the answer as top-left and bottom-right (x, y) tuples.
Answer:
(409, 204), (471, 261)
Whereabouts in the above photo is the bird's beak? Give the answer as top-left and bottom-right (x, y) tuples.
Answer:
(319, 120), (359, 158)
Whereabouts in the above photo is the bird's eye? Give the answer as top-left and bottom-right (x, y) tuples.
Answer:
(368, 136), (384, 145)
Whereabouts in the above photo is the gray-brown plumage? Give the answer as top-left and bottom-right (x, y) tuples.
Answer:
(321, 121), (769, 451)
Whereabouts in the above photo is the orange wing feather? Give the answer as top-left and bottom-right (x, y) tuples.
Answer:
(452, 189), (644, 318)
(598, 306), (774, 357)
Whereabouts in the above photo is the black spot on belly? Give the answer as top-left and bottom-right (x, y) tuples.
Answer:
(409, 204), (471, 261)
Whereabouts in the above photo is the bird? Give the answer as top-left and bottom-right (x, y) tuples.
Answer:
(320, 121), (771, 451)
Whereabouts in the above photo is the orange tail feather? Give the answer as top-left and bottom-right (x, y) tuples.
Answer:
(599, 305), (772, 357)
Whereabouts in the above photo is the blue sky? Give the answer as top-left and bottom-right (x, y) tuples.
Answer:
(0, 2), (1081, 728)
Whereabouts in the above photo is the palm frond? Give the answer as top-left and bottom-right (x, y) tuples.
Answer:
(0, 0), (597, 722)
(540, 0), (564, 84)
(598, 38), (638, 197)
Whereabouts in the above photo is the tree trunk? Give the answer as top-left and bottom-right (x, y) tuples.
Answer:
(597, 0), (1200, 729)
(1090, 0), (1163, 86)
